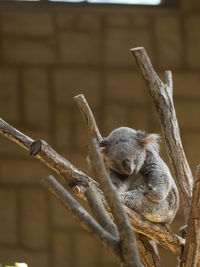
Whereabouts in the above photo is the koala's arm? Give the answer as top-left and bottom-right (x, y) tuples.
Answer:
(144, 173), (171, 203)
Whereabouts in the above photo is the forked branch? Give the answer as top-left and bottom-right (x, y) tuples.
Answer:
(74, 94), (161, 267)
(41, 175), (122, 263)
(131, 47), (193, 222)
(0, 118), (184, 256)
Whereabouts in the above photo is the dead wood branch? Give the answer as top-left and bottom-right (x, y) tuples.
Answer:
(180, 165), (200, 267)
(0, 118), (95, 188)
(0, 117), (184, 256)
(74, 94), (102, 141)
(41, 175), (122, 262)
(74, 93), (160, 266)
(89, 139), (142, 267)
(85, 184), (119, 238)
(135, 233), (160, 267)
(131, 47), (193, 221)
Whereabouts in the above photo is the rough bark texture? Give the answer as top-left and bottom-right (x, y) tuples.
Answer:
(85, 185), (119, 238)
(1, 46), (195, 266)
(89, 139), (142, 267)
(41, 175), (122, 262)
(0, 117), (184, 256)
(136, 233), (161, 267)
(74, 93), (159, 267)
(74, 94), (102, 141)
(131, 47), (193, 222)
(180, 165), (200, 267)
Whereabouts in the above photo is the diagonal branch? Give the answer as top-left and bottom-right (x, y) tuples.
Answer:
(41, 175), (122, 262)
(74, 94), (102, 141)
(89, 139), (142, 267)
(135, 233), (160, 267)
(180, 165), (200, 267)
(0, 118), (95, 188)
(85, 184), (119, 238)
(0, 117), (184, 256)
(131, 47), (193, 221)
(74, 93), (160, 266)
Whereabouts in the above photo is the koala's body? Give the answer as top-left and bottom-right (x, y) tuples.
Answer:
(99, 127), (179, 224)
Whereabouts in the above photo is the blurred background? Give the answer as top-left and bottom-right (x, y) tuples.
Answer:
(0, 0), (200, 266)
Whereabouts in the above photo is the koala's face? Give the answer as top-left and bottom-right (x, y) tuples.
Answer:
(99, 127), (152, 176)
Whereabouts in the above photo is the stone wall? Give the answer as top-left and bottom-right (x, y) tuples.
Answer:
(0, 1), (200, 267)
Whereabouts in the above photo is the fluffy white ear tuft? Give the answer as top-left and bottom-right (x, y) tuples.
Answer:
(139, 135), (154, 146)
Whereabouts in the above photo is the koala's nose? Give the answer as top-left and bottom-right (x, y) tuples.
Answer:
(122, 159), (133, 175)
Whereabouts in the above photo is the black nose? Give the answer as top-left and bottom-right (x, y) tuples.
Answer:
(122, 159), (133, 175)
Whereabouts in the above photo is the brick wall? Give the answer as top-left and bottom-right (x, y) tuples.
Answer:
(0, 1), (200, 267)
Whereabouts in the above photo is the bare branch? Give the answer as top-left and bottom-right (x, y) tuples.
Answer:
(74, 93), (159, 266)
(0, 117), (184, 256)
(41, 175), (122, 262)
(131, 47), (193, 221)
(0, 118), (33, 150)
(125, 206), (184, 255)
(74, 94), (102, 141)
(85, 184), (119, 238)
(0, 118), (97, 188)
(89, 138), (143, 267)
(180, 165), (200, 267)
(136, 233), (160, 267)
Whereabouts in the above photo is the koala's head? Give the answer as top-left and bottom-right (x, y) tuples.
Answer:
(99, 127), (159, 176)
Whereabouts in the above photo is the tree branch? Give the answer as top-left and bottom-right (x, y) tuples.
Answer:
(0, 117), (184, 256)
(85, 184), (119, 238)
(125, 206), (184, 255)
(131, 47), (193, 221)
(41, 175), (122, 262)
(89, 139), (142, 267)
(180, 165), (200, 267)
(135, 233), (160, 267)
(74, 93), (160, 266)
(74, 94), (102, 141)
(0, 118), (96, 189)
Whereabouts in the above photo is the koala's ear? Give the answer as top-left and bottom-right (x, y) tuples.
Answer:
(137, 131), (160, 150)
(136, 130), (154, 147)
(139, 135), (154, 147)
(98, 139), (108, 153)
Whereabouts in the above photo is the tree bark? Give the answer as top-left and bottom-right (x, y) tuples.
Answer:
(74, 93), (160, 267)
(180, 165), (200, 267)
(0, 117), (184, 256)
(89, 139), (142, 267)
(131, 47), (193, 222)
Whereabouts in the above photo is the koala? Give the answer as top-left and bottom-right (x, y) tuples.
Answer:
(98, 127), (179, 224)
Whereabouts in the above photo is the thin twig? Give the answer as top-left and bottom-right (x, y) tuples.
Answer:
(41, 175), (122, 262)
(85, 184), (119, 238)
(0, 117), (184, 256)
(89, 139), (143, 267)
(131, 47), (193, 221)
(180, 165), (200, 267)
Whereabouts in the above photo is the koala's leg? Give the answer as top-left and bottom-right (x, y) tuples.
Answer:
(120, 189), (170, 223)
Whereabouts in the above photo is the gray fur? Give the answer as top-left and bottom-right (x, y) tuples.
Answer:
(99, 127), (179, 224)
